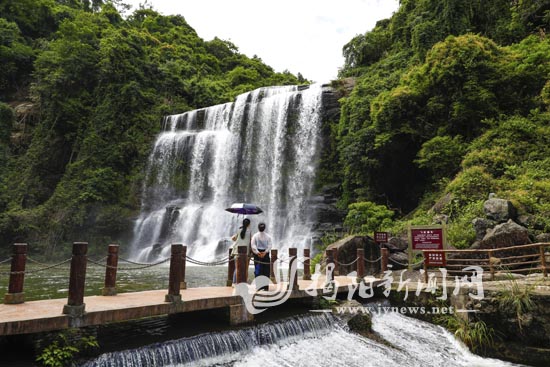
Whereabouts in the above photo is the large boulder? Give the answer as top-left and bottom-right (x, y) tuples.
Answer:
(430, 192), (453, 214)
(388, 252), (409, 270)
(535, 233), (550, 243)
(483, 198), (517, 223)
(387, 237), (408, 252)
(472, 218), (497, 241)
(326, 235), (379, 275)
(479, 219), (531, 249)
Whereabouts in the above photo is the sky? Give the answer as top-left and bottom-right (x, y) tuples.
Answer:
(123, 0), (400, 83)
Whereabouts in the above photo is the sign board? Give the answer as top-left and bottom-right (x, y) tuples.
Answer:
(407, 224), (447, 271)
(424, 251), (446, 267)
(374, 231), (388, 244)
(411, 228), (444, 250)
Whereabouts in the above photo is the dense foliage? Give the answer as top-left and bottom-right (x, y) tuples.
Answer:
(332, 0), (550, 246)
(0, 0), (304, 257)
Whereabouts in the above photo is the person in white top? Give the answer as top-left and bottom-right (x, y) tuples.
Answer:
(251, 222), (272, 288)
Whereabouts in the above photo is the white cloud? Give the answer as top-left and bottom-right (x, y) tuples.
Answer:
(123, 0), (399, 82)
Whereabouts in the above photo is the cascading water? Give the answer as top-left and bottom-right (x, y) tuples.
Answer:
(131, 85), (325, 261)
(80, 312), (523, 367)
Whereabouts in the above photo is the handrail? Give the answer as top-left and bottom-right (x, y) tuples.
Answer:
(422, 242), (550, 280)
(425, 242), (550, 254)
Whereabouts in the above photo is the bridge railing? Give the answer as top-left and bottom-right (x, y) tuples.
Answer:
(1, 242), (336, 313)
(422, 242), (550, 281)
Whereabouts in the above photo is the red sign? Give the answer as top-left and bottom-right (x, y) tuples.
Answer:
(374, 231), (388, 244)
(411, 228), (444, 250)
(424, 251), (446, 266)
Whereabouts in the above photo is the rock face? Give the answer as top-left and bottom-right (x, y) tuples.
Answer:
(387, 237), (408, 252)
(388, 252), (409, 270)
(479, 219), (531, 249)
(381, 237), (407, 253)
(535, 233), (550, 243)
(326, 235), (380, 275)
(483, 198), (517, 223)
(472, 218), (497, 241)
(475, 288), (550, 366)
(430, 192), (453, 214)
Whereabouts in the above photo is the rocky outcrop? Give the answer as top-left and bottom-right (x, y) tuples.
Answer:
(325, 235), (380, 275)
(483, 198), (517, 223)
(474, 282), (550, 366)
(385, 237), (408, 252)
(535, 233), (550, 243)
(472, 218), (497, 241)
(479, 219), (531, 249)
(430, 192), (453, 214)
(388, 252), (409, 270)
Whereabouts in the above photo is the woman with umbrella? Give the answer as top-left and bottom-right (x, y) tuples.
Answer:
(231, 218), (252, 283)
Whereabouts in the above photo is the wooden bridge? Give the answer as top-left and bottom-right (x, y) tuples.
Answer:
(0, 243), (381, 336)
(1, 241), (548, 337)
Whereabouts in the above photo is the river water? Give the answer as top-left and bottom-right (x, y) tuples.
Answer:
(81, 312), (522, 367)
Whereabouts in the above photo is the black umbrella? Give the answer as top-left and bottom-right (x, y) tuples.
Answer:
(225, 203), (263, 215)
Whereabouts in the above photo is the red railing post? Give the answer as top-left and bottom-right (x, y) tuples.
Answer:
(303, 248), (311, 281)
(236, 245), (248, 284)
(288, 248), (299, 291)
(63, 242), (88, 316)
(423, 252), (429, 283)
(4, 243), (27, 304)
(540, 245), (548, 277)
(488, 250), (495, 281)
(333, 247), (339, 276)
(326, 249), (335, 283)
(181, 245), (187, 290)
(165, 244), (183, 303)
(102, 244), (119, 296)
(381, 248), (389, 273)
(356, 248), (365, 281)
(270, 249), (278, 283)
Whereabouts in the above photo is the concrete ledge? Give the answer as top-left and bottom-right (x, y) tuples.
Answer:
(228, 303), (254, 325)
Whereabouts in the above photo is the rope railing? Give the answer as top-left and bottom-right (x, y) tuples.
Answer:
(118, 257), (168, 266)
(365, 256), (382, 263)
(186, 256), (230, 266)
(27, 256), (72, 267)
(87, 256), (170, 271)
(0, 257), (12, 265)
(391, 258), (424, 267)
(333, 257), (359, 266)
(0, 258), (72, 276)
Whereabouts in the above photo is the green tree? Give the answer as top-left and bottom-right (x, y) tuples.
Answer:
(344, 201), (394, 234)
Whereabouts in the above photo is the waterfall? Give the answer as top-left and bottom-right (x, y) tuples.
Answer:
(131, 84), (325, 261)
(79, 312), (521, 367)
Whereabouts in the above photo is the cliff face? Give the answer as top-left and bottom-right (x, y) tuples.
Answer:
(307, 81), (354, 247)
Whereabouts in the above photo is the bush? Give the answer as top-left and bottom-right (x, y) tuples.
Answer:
(344, 201), (394, 234)
(445, 201), (483, 249)
(446, 166), (496, 204)
(415, 135), (466, 179)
